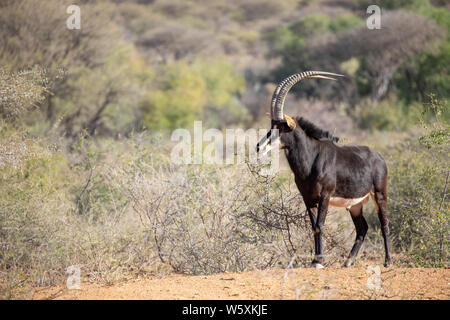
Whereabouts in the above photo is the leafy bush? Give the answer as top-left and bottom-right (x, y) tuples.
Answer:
(266, 13), (363, 98)
(140, 59), (246, 131)
(0, 0), (152, 138)
(385, 97), (449, 267)
(392, 2), (450, 104)
(328, 14), (363, 33)
(355, 96), (421, 132)
(0, 137), (71, 298)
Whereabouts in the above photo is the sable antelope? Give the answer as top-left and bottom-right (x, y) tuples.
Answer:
(257, 71), (392, 268)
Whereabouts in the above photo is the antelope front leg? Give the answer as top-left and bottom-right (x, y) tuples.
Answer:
(312, 193), (330, 268)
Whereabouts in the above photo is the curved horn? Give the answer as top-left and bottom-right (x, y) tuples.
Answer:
(270, 81), (283, 119)
(272, 71), (344, 121)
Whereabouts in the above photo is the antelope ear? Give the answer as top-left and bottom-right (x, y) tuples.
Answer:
(284, 114), (296, 130)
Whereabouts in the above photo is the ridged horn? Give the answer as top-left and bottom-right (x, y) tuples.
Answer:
(272, 71), (344, 121)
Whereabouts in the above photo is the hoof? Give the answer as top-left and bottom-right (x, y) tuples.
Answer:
(312, 263), (324, 269)
(343, 259), (354, 268)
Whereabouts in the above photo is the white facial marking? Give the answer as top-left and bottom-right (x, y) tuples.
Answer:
(260, 136), (280, 157)
(329, 193), (370, 209)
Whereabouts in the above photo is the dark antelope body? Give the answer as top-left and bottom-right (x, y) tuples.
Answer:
(257, 71), (392, 268)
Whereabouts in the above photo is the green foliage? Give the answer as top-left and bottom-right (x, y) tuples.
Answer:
(267, 13), (362, 55)
(355, 96), (421, 132)
(393, 37), (449, 104)
(388, 146), (448, 267)
(140, 59), (246, 131)
(0, 135), (71, 298)
(387, 96), (449, 267)
(329, 14), (363, 33)
(266, 13), (360, 56)
(47, 45), (154, 137)
(140, 60), (206, 131)
(289, 14), (332, 37)
(391, 0), (450, 103)
(0, 0), (153, 137)
(414, 0), (450, 30)
(418, 94), (449, 149)
(198, 60), (248, 128)
(268, 0), (447, 107)
(266, 13), (363, 96)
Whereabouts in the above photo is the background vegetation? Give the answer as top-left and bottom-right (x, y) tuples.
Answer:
(0, 0), (448, 298)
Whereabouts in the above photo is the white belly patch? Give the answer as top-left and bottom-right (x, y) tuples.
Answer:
(329, 193), (370, 209)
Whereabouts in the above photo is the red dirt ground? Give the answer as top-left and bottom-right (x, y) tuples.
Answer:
(32, 265), (449, 300)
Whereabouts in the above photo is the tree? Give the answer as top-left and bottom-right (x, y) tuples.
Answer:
(329, 11), (444, 101)
(0, 0), (151, 137)
(139, 59), (246, 132)
(267, 10), (444, 103)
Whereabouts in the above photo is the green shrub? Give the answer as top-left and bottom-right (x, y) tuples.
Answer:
(386, 97), (449, 266)
(387, 144), (448, 266)
(140, 59), (246, 131)
(355, 96), (421, 132)
(266, 13), (363, 97)
(329, 14), (363, 33)
(391, 0), (450, 104)
(0, 136), (71, 298)
(289, 14), (331, 37)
